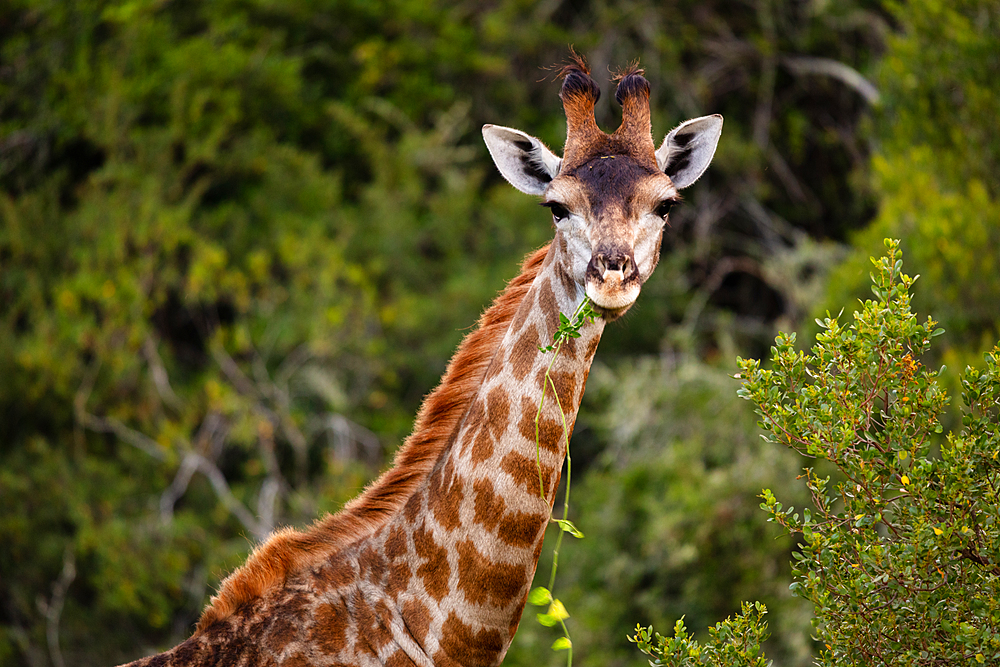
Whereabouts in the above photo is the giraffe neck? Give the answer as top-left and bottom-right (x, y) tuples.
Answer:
(377, 234), (606, 667)
(118, 238), (606, 667)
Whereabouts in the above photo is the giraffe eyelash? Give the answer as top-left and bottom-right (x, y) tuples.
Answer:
(654, 198), (680, 220)
(541, 201), (571, 221)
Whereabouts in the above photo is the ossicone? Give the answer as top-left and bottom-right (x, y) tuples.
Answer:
(558, 52), (601, 105)
(613, 65), (650, 106)
(558, 50), (603, 167)
(612, 63), (654, 158)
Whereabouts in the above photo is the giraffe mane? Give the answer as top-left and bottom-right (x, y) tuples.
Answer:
(195, 243), (551, 633)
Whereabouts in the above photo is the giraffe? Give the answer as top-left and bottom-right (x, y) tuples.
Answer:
(120, 54), (722, 667)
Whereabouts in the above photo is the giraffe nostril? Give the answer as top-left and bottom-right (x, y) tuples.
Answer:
(588, 250), (636, 284)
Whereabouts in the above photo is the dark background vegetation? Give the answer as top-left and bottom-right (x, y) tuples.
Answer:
(2, 1), (998, 665)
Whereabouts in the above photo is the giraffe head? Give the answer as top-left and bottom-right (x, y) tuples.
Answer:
(483, 55), (722, 320)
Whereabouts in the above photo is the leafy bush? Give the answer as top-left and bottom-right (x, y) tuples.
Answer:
(728, 239), (999, 665)
(631, 602), (771, 667)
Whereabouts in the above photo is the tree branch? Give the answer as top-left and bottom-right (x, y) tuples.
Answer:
(36, 546), (75, 667)
(143, 337), (182, 411)
(781, 55), (881, 105)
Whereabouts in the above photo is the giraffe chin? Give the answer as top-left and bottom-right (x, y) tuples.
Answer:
(586, 284), (640, 321)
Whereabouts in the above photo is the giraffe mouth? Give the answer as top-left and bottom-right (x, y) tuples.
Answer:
(585, 248), (642, 319)
(585, 278), (641, 320)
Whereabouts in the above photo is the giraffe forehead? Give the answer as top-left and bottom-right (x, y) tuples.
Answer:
(552, 156), (674, 220)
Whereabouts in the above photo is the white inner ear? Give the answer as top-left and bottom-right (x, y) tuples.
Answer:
(482, 124), (562, 196)
(655, 114), (723, 190)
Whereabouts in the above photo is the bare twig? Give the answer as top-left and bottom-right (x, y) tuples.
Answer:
(159, 413), (228, 521)
(189, 451), (268, 541)
(37, 546), (76, 667)
(325, 414), (382, 466)
(257, 477), (281, 537)
(160, 452), (200, 522)
(82, 405), (265, 539)
(767, 146), (815, 205)
(212, 341), (309, 484)
(753, 0), (778, 150)
(77, 411), (169, 461)
(143, 337), (182, 411)
(781, 55), (881, 105)
(210, 343), (259, 399)
(679, 256), (764, 344)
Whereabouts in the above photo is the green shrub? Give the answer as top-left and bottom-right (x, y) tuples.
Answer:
(630, 602), (770, 667)
(736, 239), (999, 665)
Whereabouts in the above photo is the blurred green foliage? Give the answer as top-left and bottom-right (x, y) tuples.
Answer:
(10, 0), (995, 666)
(820, 0), (1000, 386)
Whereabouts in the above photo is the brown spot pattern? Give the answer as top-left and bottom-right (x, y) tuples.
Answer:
(500, 451), (553, 497)
(313, 555), (358, 594)
(385, 651), (418, 667)
(469, 427), (494, 466)
(312, 601), (350, 654)
(473, 478), (504, 531)
(404, 492), (422, 523)
(485, 386), (511, 440)
(433, 649), (464, 667)
(510, 296), (533, 340)
(464, 399), (486, 438)
(538, 368), (577, 408)
(518, 396), (563, 454)
(509, 328), (539, 382)
(358, 546), (385, 584)
(556, 261), (577, 302)
(387, 559), (412, 598)
(353, 590), (390, 656)
(440, 611), (507, 667)
(428, 460), (464, 532)
(585, 334), (600, 361)
(560, 332), (578, 359)
(483, 356), (504, 382)
(266, 615), (299, 652)
(384, 526), (408, 560)
(497, 510), (548, 549)
(538, 279), (560, 339)
(401, 599), (432, 644)
(509, 595), (528, 638)
(281, 653), (312, 667)
(413, 524), (450, 602)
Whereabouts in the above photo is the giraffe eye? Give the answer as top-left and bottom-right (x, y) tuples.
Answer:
(654, 200), (676, 220)
(542, 202), (570, 222)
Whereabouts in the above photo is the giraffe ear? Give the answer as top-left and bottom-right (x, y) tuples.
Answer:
(482, 124), (562, 196)
(655, 114), (723, 189)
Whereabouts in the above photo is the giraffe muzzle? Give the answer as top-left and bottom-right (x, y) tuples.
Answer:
(585, 249), (641, 316)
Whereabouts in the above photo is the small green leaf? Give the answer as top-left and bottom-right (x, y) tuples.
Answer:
(554, 519), (584, 538)
(547, 599), (570, 621)
(536, 613), (559, 627)
(551, 637), (572, 651)
(528, 586), (552, 606)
